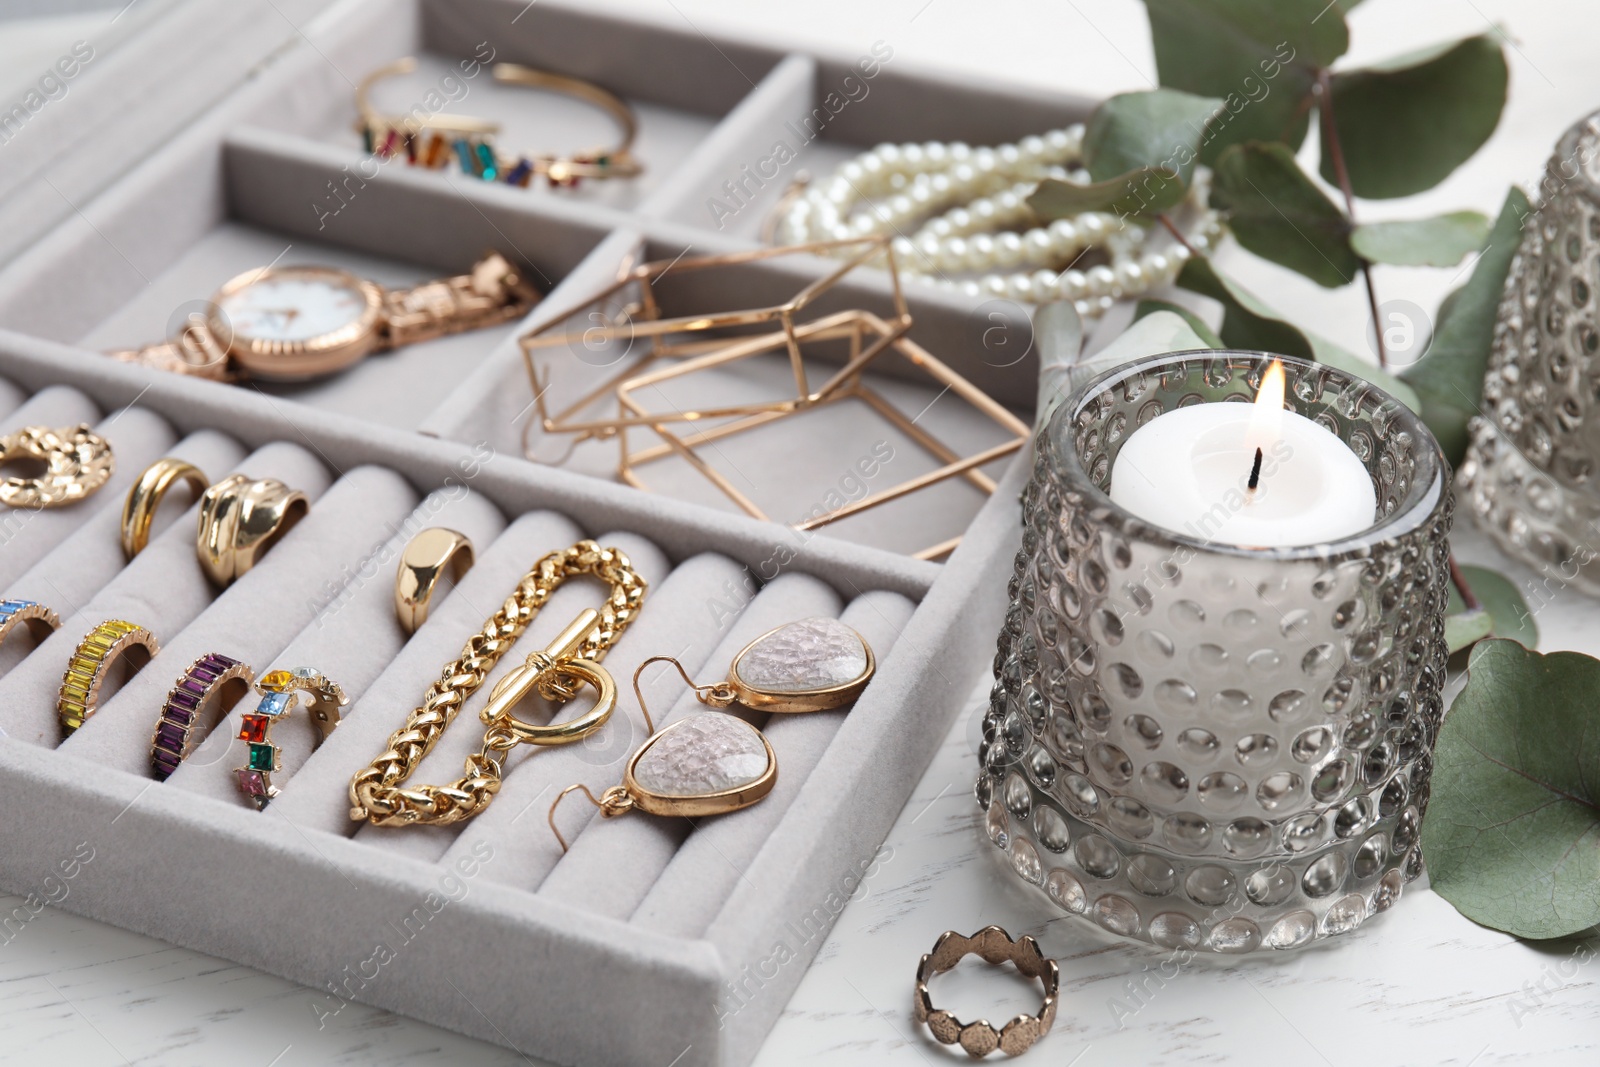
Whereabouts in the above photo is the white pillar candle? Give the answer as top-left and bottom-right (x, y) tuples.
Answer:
(1108, 362), (1378, 548)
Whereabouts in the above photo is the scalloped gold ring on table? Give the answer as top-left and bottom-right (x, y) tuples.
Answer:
(394, 527), (475, 634)
(0, 424), (115, 509)
(196, 474), (310, 586)
(914, 926), (1059, 1058)
(121, 458), (209, 559)
(58, 620), (161, 734)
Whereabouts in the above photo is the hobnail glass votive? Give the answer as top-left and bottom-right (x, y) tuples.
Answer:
(977, 350), (1452, 952)
(1460, 108), (1600, 592)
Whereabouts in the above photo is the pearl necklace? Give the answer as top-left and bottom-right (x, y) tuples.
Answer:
(772, 125), (1225, 316)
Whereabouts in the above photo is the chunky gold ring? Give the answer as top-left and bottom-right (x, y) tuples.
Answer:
(0, 424), (115, 509)
(122, 458), (209, 558)
(0, 598), (61, 656)
(915, 927), (1060, 1058)
(235, 667), (347, 809)
(356, 58), (642, 187)
(197, 474), (309, 586)
(151, 653), (256, 780)
(394, 527), (474, 634)
(58, 619), (161, 734)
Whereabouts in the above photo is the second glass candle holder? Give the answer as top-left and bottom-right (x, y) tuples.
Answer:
(978, 350), (1452, 952)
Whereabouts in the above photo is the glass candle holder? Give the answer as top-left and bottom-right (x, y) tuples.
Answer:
(1460, 109), (1600, 592)
(977, 350), (1452, 952)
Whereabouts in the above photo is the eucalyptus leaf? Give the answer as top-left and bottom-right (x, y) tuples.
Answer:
(1351, 212), (1493, 268)
(1212, 142), (1359, 288)
(1142, 0), (1344, 162)
(1320, 34), (1509, 199)
(1422, 640), (1600, 939)
(1445, 609), (1494, 654)
(1447, 563), (1538, 649)
(1400, 187), (1530, 464)
(1176, 257), (1422, 410)
(1134, 299), (1225, 348)
(1027, 169), (1185, 220)
(1084, 89), (1223, 186)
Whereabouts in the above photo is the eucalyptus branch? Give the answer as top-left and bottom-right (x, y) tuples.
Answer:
(1449, 554), (1482, 612)
(1157, 212), (1204, 259)
(1315, 69), (1390, 371)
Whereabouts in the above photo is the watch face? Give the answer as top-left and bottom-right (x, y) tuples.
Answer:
(220, 271), (369, 343)
(211, 266), (382, 381)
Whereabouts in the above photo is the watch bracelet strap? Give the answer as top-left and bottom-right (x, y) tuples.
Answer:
(106, 326), (232, 382)
(378, 253), (541, 349)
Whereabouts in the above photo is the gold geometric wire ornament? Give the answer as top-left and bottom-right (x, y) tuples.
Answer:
(516, 236), (1030, 560)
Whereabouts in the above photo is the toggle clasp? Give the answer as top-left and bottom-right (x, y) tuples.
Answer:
(480, 608), (618, 746)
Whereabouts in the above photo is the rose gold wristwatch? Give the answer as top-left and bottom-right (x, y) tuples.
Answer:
(108, 251), (540, 383)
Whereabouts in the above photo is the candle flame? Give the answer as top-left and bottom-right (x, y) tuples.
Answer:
(1246, 359), (1286, 452)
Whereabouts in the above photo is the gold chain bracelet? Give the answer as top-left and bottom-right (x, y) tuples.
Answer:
(348, 540), (647, 826)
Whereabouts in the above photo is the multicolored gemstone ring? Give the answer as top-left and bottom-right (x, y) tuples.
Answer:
(0, 598), (61, 659)
(234, 667), (348, 809)
(150, 653), (256, 781)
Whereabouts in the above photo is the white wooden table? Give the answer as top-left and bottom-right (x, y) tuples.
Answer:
(3, 1), (1598, 1063)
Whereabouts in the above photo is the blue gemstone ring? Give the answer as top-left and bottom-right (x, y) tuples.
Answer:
(0, 598), (61, 661)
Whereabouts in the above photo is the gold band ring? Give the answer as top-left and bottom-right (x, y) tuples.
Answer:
(394, 527), (475, 634)
(356, 58), (642, 187)
(122, 458), (209, 558)
(0, 424), (115, 509)
(58, 619), (160, 734)
(197, 474), (309, 586)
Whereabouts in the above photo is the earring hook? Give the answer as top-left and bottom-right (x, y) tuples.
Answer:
(632, 656), (736, 736)
(547, 782), (634, 852)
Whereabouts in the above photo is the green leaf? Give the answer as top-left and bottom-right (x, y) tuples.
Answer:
(1447, 563), (1539, 650)
(1351, 212), (1492, 267)
(1321, 34), (1509, 199)
(1212, 142), (1359, 288)
(1422, 640), (1600, 939)
(1133, 299), (1225, 348)
(1175, 257), (1422, 410)
(1400, 187), (1530, 465)
(1027, 169), (1185, 220)
(1083, 89), (1223, 186)
(1445, 609), (1495, 654)
(1142, 0), (1346, 162)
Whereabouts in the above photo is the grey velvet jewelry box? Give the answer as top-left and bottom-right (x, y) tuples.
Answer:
(0, 1), (1096, 1064)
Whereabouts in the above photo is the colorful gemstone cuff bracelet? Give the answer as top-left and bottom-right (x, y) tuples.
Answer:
(58, 619), (160, 734)
(0, 598), (61, 653)
(235, 667), (347, 809)
(355, 58), (642, 189)
(150, 653), (256, 780)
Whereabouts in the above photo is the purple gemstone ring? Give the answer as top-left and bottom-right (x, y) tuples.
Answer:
(150, 653), (256, 780)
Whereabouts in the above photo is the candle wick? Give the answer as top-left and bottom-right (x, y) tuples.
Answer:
(1248, 447), (1264, 491)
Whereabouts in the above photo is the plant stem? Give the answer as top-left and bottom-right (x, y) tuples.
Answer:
(1316, 69), (1389, 370)
(1157, 212), (1203, 259)
(1449, 553), (1482, 612)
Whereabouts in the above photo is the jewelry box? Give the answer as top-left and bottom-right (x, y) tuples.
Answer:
(0, 1), (1096, 1063)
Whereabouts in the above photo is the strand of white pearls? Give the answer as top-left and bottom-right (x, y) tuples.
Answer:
(773, 125), (1225, 316)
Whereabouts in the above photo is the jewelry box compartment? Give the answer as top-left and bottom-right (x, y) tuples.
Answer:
(0, 335), (1025, 1067)
(424, 220), (1038, 558)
